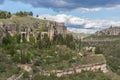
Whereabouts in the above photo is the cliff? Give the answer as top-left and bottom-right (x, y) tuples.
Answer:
(0, 16), (67, 42)
(95, 26), (120, 36)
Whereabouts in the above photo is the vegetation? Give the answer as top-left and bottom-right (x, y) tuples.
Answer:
(0, 30), (108, 80)
(15, 11), (33, 17)
(32, 71), (112, 80)
(0, 11), (119, 79)
(0, 10), (11, 19)
(84, 34), (120, 40)
(83, 35), (120, 75)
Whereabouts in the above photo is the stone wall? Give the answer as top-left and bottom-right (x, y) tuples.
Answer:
(38, 61), (108, 77)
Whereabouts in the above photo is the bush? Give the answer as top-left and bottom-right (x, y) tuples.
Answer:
(23, 71), (29, 78)
(15, 11), (33, 17)
(0, 10), (11, 19)
(0, 65), (5, 73)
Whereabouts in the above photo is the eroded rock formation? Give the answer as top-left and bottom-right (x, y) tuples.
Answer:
(0, 21), (67, 42)
(95, 26), (120, 36)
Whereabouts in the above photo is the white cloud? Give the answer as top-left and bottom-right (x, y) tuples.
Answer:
(106, 5), (120, 10)
(76, 8), (102, 12)
(38, 14), (120, 34)
(38, 14), (68, 23)
(67, 28), (97, 34)
(75, 5), (120, 12)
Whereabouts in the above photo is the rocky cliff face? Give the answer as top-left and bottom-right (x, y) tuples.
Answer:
(95, 27), (120, 36)
(0, 20), (67, 42)
(0, 22), (17, 42)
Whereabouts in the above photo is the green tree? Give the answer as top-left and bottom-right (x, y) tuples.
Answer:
(95, 46), (103, 54)
(15, 11), (33, 17)
(2, 34), (13, 45)
(0, 10), (11, 19)
(53, 34), (64, 45)
(36, 14), (39, 17)
(29, 11), (33, 16)
(65, 34), (76, 50)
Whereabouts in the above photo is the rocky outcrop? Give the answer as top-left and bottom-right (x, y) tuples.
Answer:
(0, 22), (17, 42)
(48, 22), (67, 40)
(56, 23), (67, 37)
(95, 26), (120, 36)
(0, 21), (67, 42)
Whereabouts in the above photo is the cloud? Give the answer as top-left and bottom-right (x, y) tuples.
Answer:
(67, 28), (97, 34)
(11, 0), (120, 11)
(76, 8), (102, 12)
(38, 14), (120, 33)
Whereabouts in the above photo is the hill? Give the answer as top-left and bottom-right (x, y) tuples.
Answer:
(0, 16), (112, 80)
(0, 14), (119, 80)
(82, 32), (120, 78)
(95, 26), (120, 36)
(67, 31), (90, 40)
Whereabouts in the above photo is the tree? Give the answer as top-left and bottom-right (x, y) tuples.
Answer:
(65, 34), (76, 50)
(53, 34), (64, 45)
(0, 10), (11, 19)
(2, 34), (17, 56)
(36, 14), (39, 17)
(7, 12), (11, 18)
(95, 46), (103, 54)
(29, 11), (33, 16)
(16, 11), (24, 16)
(2, 34), (13, 46)
(15, 11), (33, 17)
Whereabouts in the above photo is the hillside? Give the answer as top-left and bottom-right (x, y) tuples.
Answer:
(0, 15), (55, 26)
(82, 32), (120, 79)
(0, 15), (114, 80)
(83, 27), (120, 41)
(95, 26), (120, 36)
(67, 31), (90, 40)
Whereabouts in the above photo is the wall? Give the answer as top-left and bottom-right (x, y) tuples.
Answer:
(38, 61), (108, 77)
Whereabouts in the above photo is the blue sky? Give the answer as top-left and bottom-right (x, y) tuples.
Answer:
(0, 0), (120, 33)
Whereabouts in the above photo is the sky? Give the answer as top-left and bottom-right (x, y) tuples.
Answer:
(0, 0), (120, 34)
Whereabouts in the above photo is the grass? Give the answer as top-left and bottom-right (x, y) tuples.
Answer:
(0, 15), (56, 27)
(105, 71), (120, 80)
(33, 45), (106, 70)
(84, 34), (120, 40)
